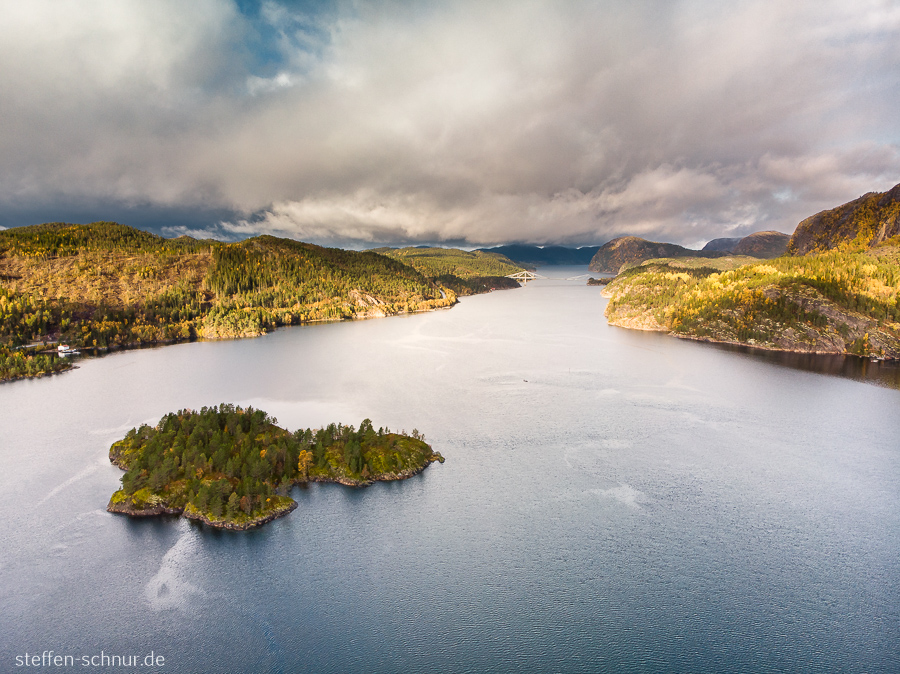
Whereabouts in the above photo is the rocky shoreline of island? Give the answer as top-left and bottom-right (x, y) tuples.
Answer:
(106, 405), (445, 531)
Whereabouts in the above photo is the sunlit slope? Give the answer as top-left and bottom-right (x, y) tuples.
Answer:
(788, 182), (900, 255)
(0, 222), (456, 379)
(374, 246), (524, 294)
(603, 247), (900, 358)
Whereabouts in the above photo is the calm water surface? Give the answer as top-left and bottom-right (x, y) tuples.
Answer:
(2, 268), (898, 673)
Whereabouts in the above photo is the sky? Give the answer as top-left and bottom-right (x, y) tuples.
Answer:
(1, 0), (899, 249)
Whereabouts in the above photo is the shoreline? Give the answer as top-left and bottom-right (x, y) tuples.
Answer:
(673, 331), (898, 360)
(107, 456), (444, 530)
(0, 364), (77, 385)
(0, 296), (473, 385)
(605, 316), (899, 361)
(304, 455), (443, 488)
(2, 279), (528, 385)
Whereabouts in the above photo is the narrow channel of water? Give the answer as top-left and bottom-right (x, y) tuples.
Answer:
(2, 269), (898, 673)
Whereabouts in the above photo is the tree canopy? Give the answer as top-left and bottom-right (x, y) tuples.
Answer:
(108, 404), (444, 529)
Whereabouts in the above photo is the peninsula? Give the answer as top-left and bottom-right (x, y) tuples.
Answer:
(600, 183), (900, 359)
(0, 222), (525, 382)
(371, 246), (522, 294)
(107, 404), (444, 530)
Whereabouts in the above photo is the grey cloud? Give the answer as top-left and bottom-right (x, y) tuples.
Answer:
(0, 0), (898, 246)
(160, 225), (236, 241)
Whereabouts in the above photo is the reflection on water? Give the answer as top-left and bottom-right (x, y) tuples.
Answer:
(704, 341), (900, 390)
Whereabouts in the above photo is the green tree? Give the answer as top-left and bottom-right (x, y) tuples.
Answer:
(226, 492), (240, 518)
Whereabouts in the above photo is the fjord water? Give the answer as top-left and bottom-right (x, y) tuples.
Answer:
(2, 268), (899, 673)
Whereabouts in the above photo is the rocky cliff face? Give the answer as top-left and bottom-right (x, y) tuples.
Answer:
(588, 236), (724, 273)
(788, 182), (900, 255)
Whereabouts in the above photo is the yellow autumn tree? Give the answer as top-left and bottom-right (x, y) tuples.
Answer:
(297, 450), (313, 481)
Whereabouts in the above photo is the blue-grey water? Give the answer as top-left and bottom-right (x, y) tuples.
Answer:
(2, 268), (899, 673)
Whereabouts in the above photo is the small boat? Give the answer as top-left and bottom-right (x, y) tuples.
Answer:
(57, 344), (81, 356)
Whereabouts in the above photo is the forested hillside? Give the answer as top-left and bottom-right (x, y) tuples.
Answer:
(599, 184), (900, 359)
(373, 246), (523, 294)
(0, 222), (459, 381)
(602, 245), (900, 358)
(788, 181), (900, 255)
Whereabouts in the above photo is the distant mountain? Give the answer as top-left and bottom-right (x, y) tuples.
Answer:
(476, 244), (600, 267)
(732, 231), (790, 258)
(788, 181), (900, 255)
(702, 237), (742, 253)
(588, 236), (725, 273)
(702, 231), (789, 258)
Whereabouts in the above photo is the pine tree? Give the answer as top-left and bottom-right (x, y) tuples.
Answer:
(226, 492), (240, 519)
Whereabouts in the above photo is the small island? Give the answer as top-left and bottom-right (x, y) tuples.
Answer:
(107, 404), (444, 530)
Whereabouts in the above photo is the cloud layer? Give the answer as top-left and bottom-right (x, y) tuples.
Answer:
(1, 0), (899, 246)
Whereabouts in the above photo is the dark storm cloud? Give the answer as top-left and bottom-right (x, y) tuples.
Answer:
(1, 0), (898, 246)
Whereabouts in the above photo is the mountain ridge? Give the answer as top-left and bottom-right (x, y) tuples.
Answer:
(702, 231), (790, 258)
(788, 181), (900, 255)
(588, 237), (727, 273)
(476, 244), (600, 267)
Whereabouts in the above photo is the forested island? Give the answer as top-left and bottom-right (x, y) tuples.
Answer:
(0, 222), (525, 382)
(107, 405), (444, 530)
(600, 183), (900, 359)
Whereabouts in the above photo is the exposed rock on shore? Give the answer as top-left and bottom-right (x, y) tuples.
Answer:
(602, 251), (900, 360)
(106, 405), (445, 531)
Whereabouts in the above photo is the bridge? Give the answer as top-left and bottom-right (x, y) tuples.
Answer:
(505, 271), (593, 283)
(506, 271), (543, 283)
